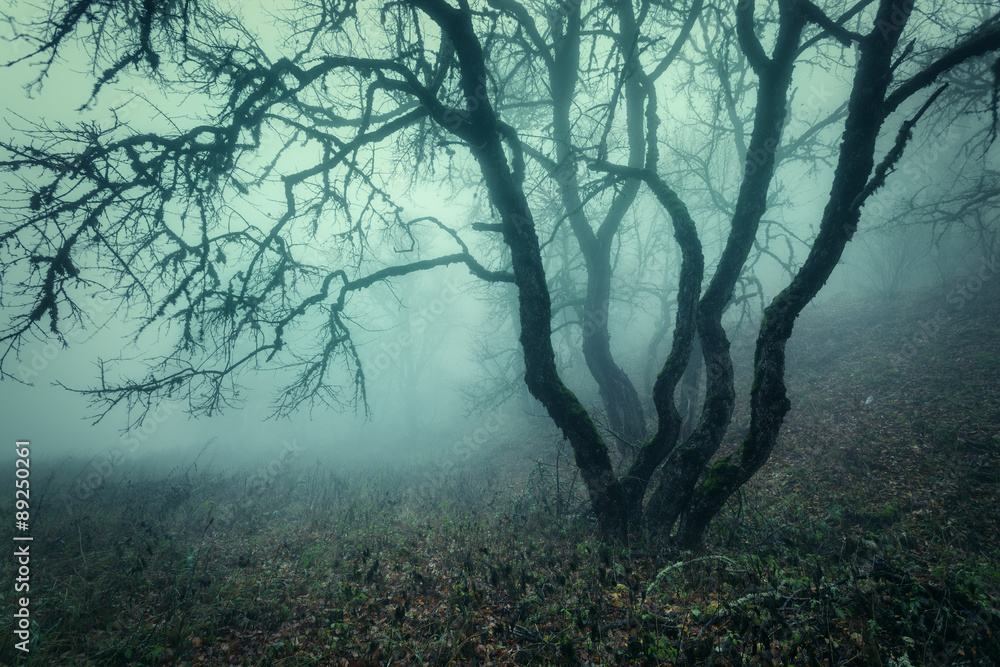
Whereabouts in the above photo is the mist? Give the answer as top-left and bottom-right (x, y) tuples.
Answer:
(2, 1), (999, 664)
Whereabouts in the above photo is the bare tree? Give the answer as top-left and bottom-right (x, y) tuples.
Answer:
(2, 0), (998, 545)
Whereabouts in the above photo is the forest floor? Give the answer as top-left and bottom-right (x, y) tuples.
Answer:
(2, 277), (999, 666)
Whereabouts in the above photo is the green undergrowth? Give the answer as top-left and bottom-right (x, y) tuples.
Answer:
(1, 444), (997, 666)
(1, 282), (998, 665)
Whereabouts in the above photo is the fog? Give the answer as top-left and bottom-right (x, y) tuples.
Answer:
(0, 0), (994, 509)
(1, 1), (998, 663)
(1, 0), (995, 526)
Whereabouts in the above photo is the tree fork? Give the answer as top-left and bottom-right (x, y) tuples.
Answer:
(548, 0), (649, 448)
(673, 0), (919, 549)
(644, 0), (806, 536)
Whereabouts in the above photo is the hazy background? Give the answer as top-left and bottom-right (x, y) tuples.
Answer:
(0, 1), (994, 486)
